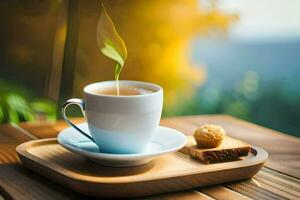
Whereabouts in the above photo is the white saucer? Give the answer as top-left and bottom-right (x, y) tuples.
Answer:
(57, 123), (186, 167)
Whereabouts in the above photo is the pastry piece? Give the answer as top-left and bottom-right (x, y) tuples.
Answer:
(180, 136), (251, 164)
(193, 124), (226, 148)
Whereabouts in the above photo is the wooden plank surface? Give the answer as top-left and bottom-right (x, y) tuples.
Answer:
(16, 138), (266, 198)
(0, 164), (84, 200)
(0, 124), (33, 164)
(143, 191), (215, 200)
(0, 165), (213, 200)
(160, 115), (300, 178)
(200, 186), (253, 200)
(0, 115), (299, 200)
(19, 115), (300, 178)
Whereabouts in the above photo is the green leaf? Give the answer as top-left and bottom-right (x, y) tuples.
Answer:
(31, 99), (57, 121)
(97, 4), (127, 78)
(5, 94), (34, 123)
(101, 42), (124, 66)
(0, 105), (4, 123)
(8, 109), (19, 124)
(115, 63), (122, 80)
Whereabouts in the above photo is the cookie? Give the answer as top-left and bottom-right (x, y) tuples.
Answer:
(193, 124), (226, 148)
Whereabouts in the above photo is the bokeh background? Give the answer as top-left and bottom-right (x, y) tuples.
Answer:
(0, 0), (299, 137)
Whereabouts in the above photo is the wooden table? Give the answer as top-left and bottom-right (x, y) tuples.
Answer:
(0, 115), (299, 200)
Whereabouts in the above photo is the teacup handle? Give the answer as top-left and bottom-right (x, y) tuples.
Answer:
(62, 98), (95, 142)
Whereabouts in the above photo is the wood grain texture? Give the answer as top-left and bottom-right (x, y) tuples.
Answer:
(200, 186), (253, 200)
(0, 164), (87, 200)
(160, 115), (300, 178)
(19, 115), (300, 178)
(0, 165), (213, 200)
(0, 114), (299, 200)
(0, 124), (33, 164)
(142, 190), (215, 200)
(16, 138), (266, 198)
(18, 118), (84, 139)
(230, 167), (300, 200)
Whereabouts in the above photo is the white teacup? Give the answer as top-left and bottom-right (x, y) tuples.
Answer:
(62, 80), (163, 154)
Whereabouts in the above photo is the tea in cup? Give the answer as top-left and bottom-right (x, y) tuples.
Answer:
(62, 80), (163, 154)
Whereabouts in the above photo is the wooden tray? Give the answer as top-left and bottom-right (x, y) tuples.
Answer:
(16, 138), (268, 199)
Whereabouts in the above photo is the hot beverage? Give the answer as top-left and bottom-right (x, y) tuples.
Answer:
(62, 80), (163, 154)
(93, 86), (153, 96)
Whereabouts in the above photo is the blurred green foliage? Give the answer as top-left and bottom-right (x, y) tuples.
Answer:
(170, 70), (300, 137)
(0, 80), (56, 124)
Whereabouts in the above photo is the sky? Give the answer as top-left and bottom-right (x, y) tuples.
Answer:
(217, 0), (300, 41)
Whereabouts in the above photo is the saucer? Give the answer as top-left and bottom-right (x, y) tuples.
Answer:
(57, 123), (187, 167)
